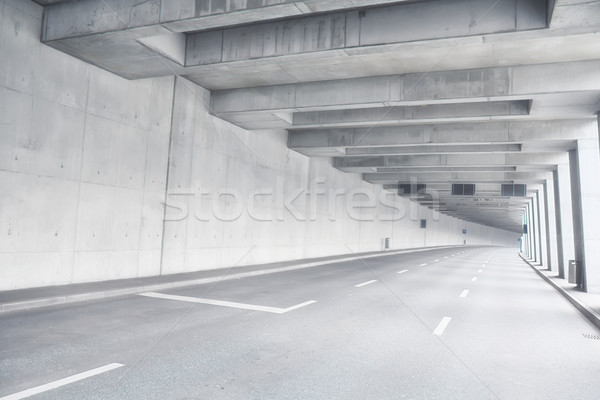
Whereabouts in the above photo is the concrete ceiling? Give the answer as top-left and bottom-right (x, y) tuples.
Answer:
(37, 0), (600, 233)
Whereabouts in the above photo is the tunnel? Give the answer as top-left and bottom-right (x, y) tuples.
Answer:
(1, 0), (600, 399)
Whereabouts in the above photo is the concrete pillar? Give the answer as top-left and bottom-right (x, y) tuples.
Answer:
(544, 179), (559, 272)
(536, 189), (547, 268)
(522, 207), (528, 256)
(531, 196), (541, 264)
(531, 194), (542, 265)
(552, 170), (564, 276)
(569, 138), (600, 293)
(526, 203), (534, 259)
(555, 163), (575, 278)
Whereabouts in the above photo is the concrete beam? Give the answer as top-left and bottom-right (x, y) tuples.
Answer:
(285, 100), (529, 130)
(42, 0), (417, 41)
(345, 141), (576, 157)
(384, 183), (539, 195)
(380, 166), (521, 173)
(347, 144), (524, 156)
(381, 166), (555, 174)
(288, 120), (598, 153)
(333, 153), (568, 171)
(441, 210), (525, 216)
(212, 61), (600, 115)
(438, 207), (529, 213)
(363, 171), (552, 184)
(225, 100), (531, 130)
(438, 203), (529, 209)
(185, 0), (546, 66)
(436, 202), (531, 208)
(38, 0), (600, 88)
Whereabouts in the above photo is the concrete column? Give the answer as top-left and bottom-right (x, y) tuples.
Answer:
(526, 203), (534, 259)
(544, 179), (559, 272)
(531, 197), (541, 263)
(530, 195), (540, 263)
(536, 189), (548, 268)
(555, 163), (575, 278)
(569, 138), (600, 293)
(522, 207), (527, 256)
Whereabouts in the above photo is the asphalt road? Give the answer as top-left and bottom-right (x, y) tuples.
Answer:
(1, 246), (599, 400)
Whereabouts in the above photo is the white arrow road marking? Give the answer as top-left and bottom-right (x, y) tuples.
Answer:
(139, 292), (316, 314)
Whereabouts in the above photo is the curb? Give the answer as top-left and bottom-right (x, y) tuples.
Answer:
(1, 245), (460, 314)
(519, 254), (600, 330)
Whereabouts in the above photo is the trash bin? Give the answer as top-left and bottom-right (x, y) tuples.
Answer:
(568, 260), (581, 286)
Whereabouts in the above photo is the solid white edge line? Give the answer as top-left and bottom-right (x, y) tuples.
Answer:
(460, 290), (469, 298)
(433, 317), (452, 336)
(398, 270), (409, 274)
(0, 363), (124, 400)
(139, 292), (315, 314)
(354, 280), (377, 288)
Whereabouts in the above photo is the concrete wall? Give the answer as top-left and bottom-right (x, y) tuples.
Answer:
(160, 76), (518, 274)
(0, 0), (174, 290)
(0, 0), (518, 290)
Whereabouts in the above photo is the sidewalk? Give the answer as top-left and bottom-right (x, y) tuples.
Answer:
(0, 245), (458, 314)
(520, 254), (600, 330)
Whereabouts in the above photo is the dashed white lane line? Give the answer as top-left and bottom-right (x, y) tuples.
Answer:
(398, 270), (409, 274)
(444, 256), (448, 259)
(139, 292), (316, 314)
(472, 277), (478, 282)
(460, 290), (469, 298)
(419, 263), (427, 267)
(0, 363), (124, 400)
(433, 317), (452, 336)
(478, 269), (483, 273)
(355, 280), (378, 288)
(434, 259), (440, 262)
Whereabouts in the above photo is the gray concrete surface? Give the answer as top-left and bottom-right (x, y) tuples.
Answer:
(38, 0), (600, 90)
(0, 246), (457, 313)
(2, 0), (521, 291)
(4, 0), (600, 293)
(521, 254), (600, 330)
(1, 247), (600, 400)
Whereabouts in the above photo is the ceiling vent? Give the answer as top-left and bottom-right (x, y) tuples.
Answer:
(501, 184), (527, 197)
(398, 184), (426, 195)
(452, 184), (475, 196)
